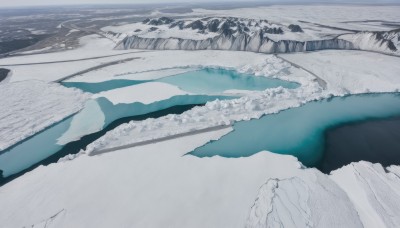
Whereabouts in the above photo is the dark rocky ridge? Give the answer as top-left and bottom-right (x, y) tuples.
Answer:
(142, 17), (285, 37)
(117, 31), (355, 54)
(289, 24), (304, 33)
(122, 17), (400, 55)
(0, 68), (10, 83)
(374, 29), (400, 51)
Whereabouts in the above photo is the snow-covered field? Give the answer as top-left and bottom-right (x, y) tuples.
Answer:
(1, 4), (400, 228)
(191, 5), (400, 32)
(279, 50), (400, 93)
(1, 128), (399, 228)
(0, 81), (89, 151)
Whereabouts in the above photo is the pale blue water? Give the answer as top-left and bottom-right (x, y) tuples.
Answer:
(0, 117), (72, 177)
(0, 95), (232, 177)
(157, 68), (299, 94)
(62, 80), (150, 94)
(191, 93), (400, 167)
(62, 68), (299, 94)
(1, 67), (297, 179)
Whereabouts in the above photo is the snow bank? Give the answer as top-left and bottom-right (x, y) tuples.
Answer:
(0, 80), (90, 151)
(246, 171), (363, 228)
(1, 127), (398, 228)
(66, 50), (279, 83)
(280, 50), (400, 94)
(330, 162), (400, 228)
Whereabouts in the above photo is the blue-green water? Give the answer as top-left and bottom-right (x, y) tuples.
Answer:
(62, 80), (150, 94)
(62, 68), (299, 94)
(157, 68), (299, 94)
(191, 93), (400, 167)
(0, 68), (298, 180)
(0, 117), (73, 178)
(0, 95), (231, 178)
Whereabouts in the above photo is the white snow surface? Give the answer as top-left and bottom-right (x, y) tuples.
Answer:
(279, 50), (400, 93)
(330, 162), (400, 228)
(0, 80), (90, 151)
(66, 50), (278, 83)
(0, 35), (149, 82)
(92, 82), (190, 105)
(191, 5), (400, 32)
(1, 127), (399, 228)
(1, 6), (400, 226)
(246, 170), (363, 228)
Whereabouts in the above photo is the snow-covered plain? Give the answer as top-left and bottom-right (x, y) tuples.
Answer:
(1, 128), (399, 228)
(279, 50), (400, 93)
(66, 50), (279, 83)
(191, 5), (400, 32)
(0, 81), (89, 151)
(1, 4), (400, 228)
(0, 35), (149, 82)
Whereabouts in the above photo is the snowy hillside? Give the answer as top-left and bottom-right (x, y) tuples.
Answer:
(340, 29), (400, 55)
(110, 17), (400, 56)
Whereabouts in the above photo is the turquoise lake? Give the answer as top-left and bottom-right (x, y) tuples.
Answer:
(2, 68), (400, 182)
(0, 95), (230, 178)
(62, 68), (299, 94)
(191, 93), (400, 167)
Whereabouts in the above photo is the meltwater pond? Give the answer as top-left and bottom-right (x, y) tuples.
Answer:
(0, 95), (228, 178)
(1, 68), (297, 181)
(191, 93), (400, 170)
(62, 68), (299, 94)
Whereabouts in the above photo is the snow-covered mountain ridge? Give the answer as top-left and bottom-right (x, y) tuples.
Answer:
(111, 17), (400, 56)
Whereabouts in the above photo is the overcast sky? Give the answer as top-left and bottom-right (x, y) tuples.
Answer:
(0, 0), (397, 7)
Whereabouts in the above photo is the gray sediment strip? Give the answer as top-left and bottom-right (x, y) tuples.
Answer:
(90, 124), (232, 156)
(275, 54), (327, 89)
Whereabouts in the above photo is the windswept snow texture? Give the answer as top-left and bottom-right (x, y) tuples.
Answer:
(1, 4), (400, 228)
(279, 50), (400, 93)
(1, 127), (399, 228)
(330, 162), (400, 228)
(246, 172), (363, 228)
(0, 81), (89, 151)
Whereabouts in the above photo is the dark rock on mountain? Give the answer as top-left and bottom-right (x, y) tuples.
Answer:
(169, 21), (185, 30)
(185, 20), (205, 30)
(148, 17), (174, 26)
(207, 19), (220, 33)
(263, 27), (284, 34)
(148, 27), (158, 32)
(289, 24), (304, 33)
